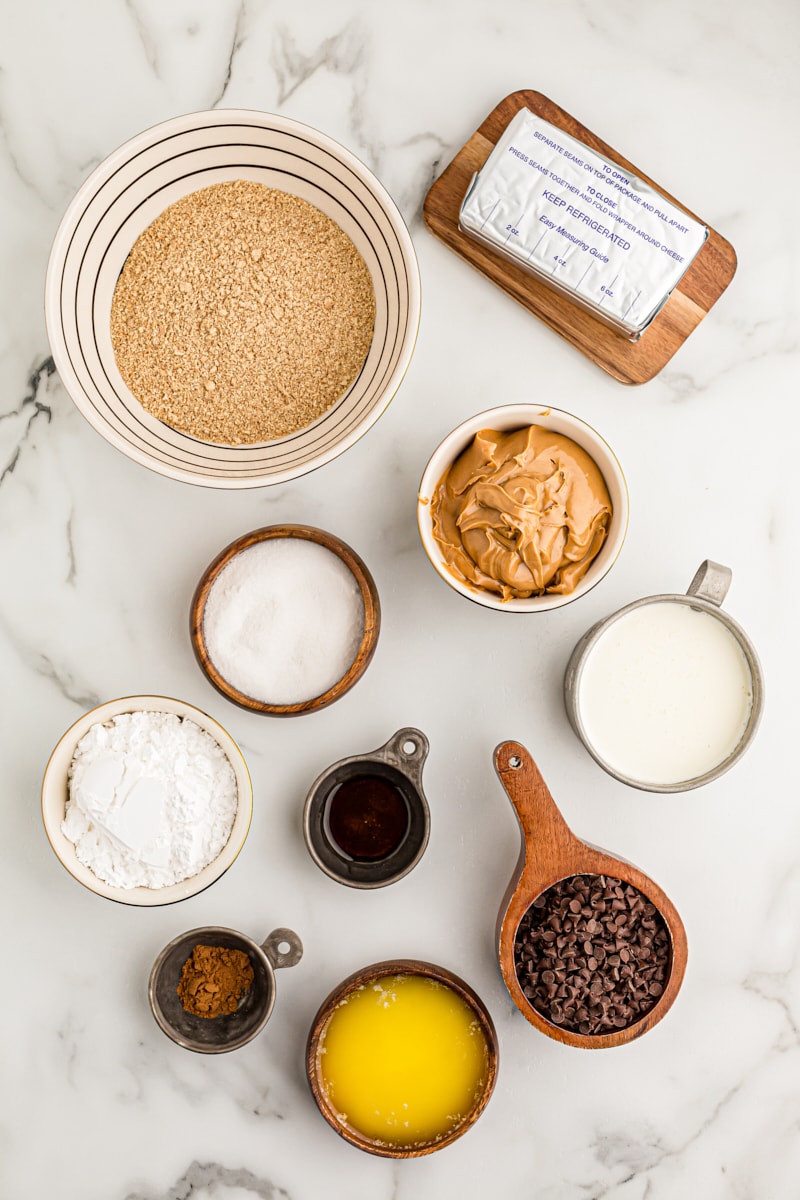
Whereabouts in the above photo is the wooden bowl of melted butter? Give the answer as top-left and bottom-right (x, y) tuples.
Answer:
(306, 959), (498, 1157)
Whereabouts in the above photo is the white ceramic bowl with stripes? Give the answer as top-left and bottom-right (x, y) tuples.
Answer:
(45, 109), (421, 489)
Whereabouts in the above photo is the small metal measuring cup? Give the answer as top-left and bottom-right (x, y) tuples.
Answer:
(564, 560), (764, 793)
(303, 728), (430, 888)
(149, 925), (303, 1053)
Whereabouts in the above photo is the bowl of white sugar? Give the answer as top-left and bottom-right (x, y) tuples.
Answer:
(191, 526), (381, 716)
(564, 560), (764, 792)
(41, 696), (253, 905)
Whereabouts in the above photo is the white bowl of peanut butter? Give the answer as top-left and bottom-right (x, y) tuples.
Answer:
(417, 405), (628, 612)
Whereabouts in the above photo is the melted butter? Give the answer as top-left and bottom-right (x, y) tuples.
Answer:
(317, 973), (489, 1147)
(431, 425), (612, 600)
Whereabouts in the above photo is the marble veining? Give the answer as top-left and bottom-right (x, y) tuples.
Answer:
(1, 0), (798, 1197)
(0, 355), (54, 484)
(125, 1161), (291, 1200)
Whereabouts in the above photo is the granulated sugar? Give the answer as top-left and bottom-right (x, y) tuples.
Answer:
(202, 538), (365, 705)
(110, 181), (375, 445)
(61, 711), (238, 889)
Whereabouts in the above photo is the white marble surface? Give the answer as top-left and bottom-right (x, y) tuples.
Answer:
(2, 0), (798, 1196)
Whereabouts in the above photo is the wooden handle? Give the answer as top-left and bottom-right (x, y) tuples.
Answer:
(494, 740), (690, 1049)
(494, 742), (575, 852)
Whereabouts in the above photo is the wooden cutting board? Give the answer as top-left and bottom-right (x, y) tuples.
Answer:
(423, 91), (737, 385)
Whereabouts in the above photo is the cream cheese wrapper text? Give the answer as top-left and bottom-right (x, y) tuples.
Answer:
(460, 108), (707, 337)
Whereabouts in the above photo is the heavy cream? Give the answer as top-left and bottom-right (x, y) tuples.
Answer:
(577, 602), (753, 786)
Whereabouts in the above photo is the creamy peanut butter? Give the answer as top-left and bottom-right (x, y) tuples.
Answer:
(430, 426), (612, 601)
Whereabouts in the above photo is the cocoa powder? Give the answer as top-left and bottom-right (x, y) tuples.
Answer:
(177, 943), (255, 1018)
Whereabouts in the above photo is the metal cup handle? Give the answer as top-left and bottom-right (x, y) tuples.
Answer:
(261, 928), (303, 970)
(686, 559), (731, 607)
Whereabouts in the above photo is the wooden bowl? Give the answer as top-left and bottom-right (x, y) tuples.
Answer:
(306, 959), (499, 1157)
(190, 525), (380, 716)
(495, 741), (687, 1048)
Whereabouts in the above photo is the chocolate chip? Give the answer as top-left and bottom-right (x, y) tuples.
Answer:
(513, 874), (670, 1037)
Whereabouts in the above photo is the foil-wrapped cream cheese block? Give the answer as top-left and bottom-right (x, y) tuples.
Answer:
(459, 108), (708, 338)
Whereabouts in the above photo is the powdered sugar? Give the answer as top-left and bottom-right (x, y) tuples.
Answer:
(61, 710), (238, 889)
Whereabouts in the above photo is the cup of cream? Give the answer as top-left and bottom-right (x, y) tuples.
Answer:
(564, 561), (764, 792)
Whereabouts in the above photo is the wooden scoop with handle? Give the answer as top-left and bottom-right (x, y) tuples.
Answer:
(494, 740), (688, 1049)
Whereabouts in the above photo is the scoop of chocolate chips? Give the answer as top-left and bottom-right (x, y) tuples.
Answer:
(514, 874), (670, 1036)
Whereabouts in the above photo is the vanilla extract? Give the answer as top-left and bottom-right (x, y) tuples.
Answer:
(325, 775), (409, 862)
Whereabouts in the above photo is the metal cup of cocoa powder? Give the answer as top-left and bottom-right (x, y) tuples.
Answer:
(149, 925), (302, 1053)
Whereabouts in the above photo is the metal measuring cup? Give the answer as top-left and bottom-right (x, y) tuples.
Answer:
(564, 560), (764, 793)
(303, 728), (430, 888)
(149, 925), (303, 1053)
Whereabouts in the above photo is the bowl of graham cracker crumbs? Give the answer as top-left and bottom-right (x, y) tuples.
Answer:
(45, 110), (421, 488)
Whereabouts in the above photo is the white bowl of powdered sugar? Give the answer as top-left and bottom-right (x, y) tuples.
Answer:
(41, 695), (253, 905)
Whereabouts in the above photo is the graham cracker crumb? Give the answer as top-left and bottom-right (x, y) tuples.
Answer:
(110, 181), (376, 445)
